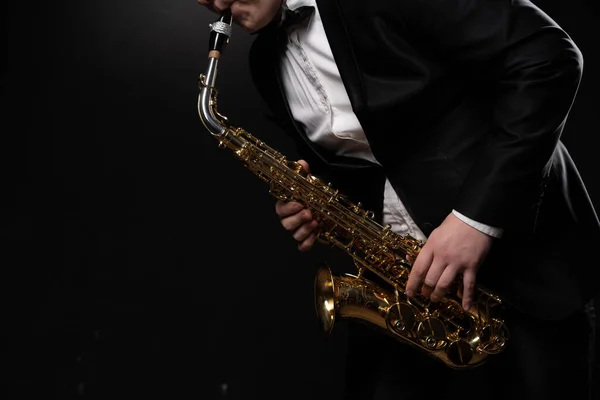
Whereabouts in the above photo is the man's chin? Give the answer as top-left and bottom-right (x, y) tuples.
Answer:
(232, 11), (274, 34)
(238, 18), (263, 33)
(241, 22), (266, 34)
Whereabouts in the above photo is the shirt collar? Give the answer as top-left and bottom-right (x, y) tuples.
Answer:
(251, 0), (315, 35)
(284, 0), (316, 12)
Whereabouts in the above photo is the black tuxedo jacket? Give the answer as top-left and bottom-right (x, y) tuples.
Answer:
(247, 0), (600, 319)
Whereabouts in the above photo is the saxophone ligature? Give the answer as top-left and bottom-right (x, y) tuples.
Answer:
(197, 10), (509, 369)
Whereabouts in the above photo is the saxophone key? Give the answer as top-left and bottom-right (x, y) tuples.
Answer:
(385, 302), (418, 334)
(417, 317), (448, 350)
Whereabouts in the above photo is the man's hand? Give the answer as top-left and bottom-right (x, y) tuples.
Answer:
(405, 212), (494, 311)
(275, 160), (319, 252)
(198, 0), (233, 14)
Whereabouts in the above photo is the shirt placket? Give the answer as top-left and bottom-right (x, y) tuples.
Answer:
(289, 31), (330, 114)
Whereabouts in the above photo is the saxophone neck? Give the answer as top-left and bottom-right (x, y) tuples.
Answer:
(198, 11), (233, 136)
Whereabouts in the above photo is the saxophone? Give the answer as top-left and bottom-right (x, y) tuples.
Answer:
(198, 11), (508, 369)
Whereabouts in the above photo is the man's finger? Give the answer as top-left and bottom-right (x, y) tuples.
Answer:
(281, 209), (313, 232)
(430, 266), (458, 302)
(405, 247), (433, 297)
(198, 0), (219, 14)
(275, 201), (304, 218)
(212, 0), (234, 12)
(461, 270), (477, 311)
(293, 220), (319, 242)
(420, 259), (446, 298)
(298, 232), (318, 252)
(297, 159), (310, 173)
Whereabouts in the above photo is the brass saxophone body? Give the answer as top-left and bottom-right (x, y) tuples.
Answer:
(198, 11), (508, 369)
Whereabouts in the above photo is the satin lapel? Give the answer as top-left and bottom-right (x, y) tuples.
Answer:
(316, 0), (367, 119)
(250, 29), (333, 165)
(249, 7), (369, 167)
(248, 30), (288, 124)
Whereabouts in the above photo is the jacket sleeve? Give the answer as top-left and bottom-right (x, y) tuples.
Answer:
(392, 0), (583, 230)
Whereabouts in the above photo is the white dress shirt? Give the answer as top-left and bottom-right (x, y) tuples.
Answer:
(278, 0), (502, 240)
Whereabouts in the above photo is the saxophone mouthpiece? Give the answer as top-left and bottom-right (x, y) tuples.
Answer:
(208, 10), (233, 57)
(199, 10), (232, 136)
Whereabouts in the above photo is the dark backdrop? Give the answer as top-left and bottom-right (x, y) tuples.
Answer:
(2, 1), (599, 399)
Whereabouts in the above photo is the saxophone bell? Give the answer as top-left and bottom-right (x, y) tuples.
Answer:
(314, 264), (336, 335)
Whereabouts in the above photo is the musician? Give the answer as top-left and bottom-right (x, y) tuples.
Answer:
(197, 0), (599, 398)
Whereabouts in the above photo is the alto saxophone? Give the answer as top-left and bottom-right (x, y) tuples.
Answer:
(198, 11), (508, 369)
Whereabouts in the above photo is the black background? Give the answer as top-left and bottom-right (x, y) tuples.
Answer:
(2, 1), (599, 399)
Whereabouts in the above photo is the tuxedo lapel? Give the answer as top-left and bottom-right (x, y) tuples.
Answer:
(249, 29), (335, 166)
(250, 1), (366, 123)
(315, 0), (367, 119)
(248, 30), (287, 125)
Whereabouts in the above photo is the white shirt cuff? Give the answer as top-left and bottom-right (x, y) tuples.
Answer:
(451, 209), (503, 239)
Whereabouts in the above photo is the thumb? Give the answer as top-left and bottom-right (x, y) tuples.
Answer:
(212, 0), (233, 12)
(297, 159), (310, 173)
